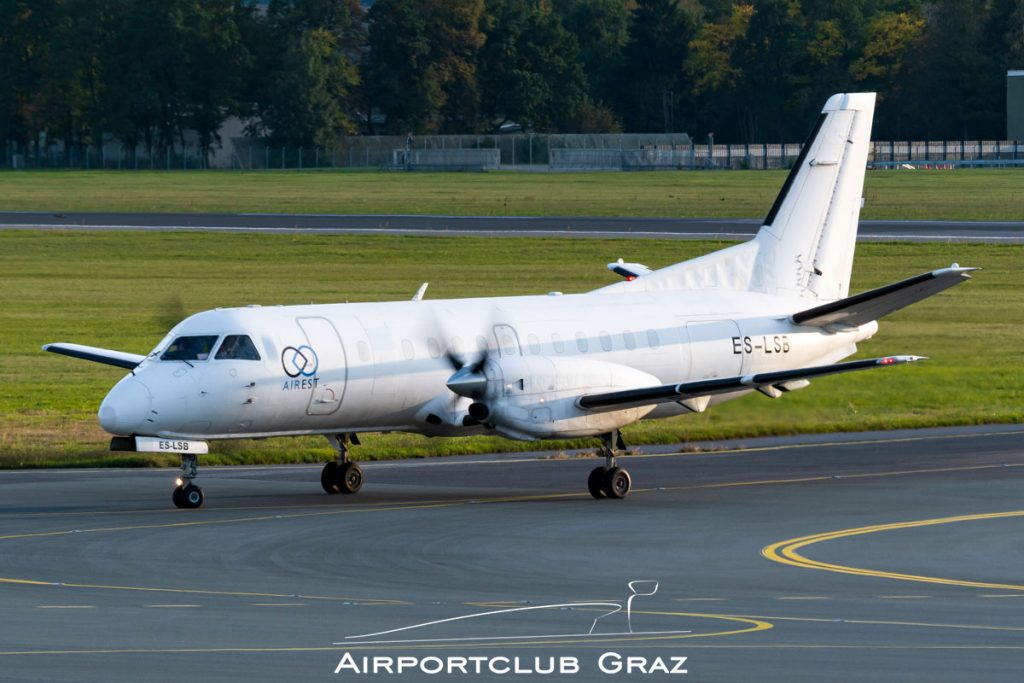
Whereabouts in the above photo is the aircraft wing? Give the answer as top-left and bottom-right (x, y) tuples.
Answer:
(577, 355), (924, 412)
(43, 343), (145, 370)
(791, 265), (975, 330)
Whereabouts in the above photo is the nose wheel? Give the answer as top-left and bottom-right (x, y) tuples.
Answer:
(588, 431), (632, 499)
(172, 454), (204, 508)
(172, 482), (204, 508)
(321, 433), (363, 494)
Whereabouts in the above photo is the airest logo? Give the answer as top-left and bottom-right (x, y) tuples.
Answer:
(281, 345), (318, 378)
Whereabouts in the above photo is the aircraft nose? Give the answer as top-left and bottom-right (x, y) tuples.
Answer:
(98, 378), (152, 435)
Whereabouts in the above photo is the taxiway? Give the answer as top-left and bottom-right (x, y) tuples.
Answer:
(1, 424), (1022, 681)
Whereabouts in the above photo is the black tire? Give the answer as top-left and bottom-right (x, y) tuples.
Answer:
(181, 484), (204, 509)
(336, 462), (363, 494)
(588, 466), (609, 499)
(321, 461), (340, 494)
(602, 467), (631, 499)
(172, 485), (186, 509)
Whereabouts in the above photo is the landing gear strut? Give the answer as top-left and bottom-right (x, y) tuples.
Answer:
(172, 453), (204, 509)
(587, 430), (631, 500)
(322, 433), (363, 495)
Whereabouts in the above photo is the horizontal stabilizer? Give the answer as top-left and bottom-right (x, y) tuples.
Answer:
(578, 355), (924, 412)
(791, 265), (976, 330)
(43, 343), (144, 369)
(608, 258), (653, 280)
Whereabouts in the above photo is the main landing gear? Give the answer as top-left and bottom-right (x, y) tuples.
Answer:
(587, 430), (632, 500)
(172, 454), (204, 509)
(321, 433), (363, 495)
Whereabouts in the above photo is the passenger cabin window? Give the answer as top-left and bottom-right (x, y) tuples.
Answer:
(552, 333), (565, 354)
(161, 335), (219, 361)
(215, 335), (261, 361)
(527, 333), (541, 355)
(357, 341), (371, 363)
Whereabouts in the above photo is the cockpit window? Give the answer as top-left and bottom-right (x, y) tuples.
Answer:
(160, 335), (219, 361)
(215, 335), (261, 361)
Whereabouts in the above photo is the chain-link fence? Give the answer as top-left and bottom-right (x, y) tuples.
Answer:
(4, 136), (1023, 170)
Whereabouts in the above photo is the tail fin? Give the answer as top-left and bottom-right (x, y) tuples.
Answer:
(751, 93), (876, 301)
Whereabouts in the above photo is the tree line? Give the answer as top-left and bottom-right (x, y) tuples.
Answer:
(2, 0), (1022, 159)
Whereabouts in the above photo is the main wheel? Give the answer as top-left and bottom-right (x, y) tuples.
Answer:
(321, 461), (340, 494)
(174, 483), (204, 509)
(336, 462), (363, 494)
(602, 467), (631, 499)
(587, 466), (609, 499)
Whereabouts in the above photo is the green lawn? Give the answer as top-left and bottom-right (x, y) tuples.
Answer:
(0, 168), (1021, 220)
(1, 230), (1019, 468)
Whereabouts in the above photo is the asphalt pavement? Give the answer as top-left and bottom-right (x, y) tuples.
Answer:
(2, 211), (1022, 242)
(1, 424), (1023, 681)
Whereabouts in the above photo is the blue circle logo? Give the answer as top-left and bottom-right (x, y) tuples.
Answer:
(282, 345), (318, 378)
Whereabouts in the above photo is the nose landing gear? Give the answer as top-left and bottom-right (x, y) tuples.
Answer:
(321, 433), (363, 495)
(172, 454), (204, 509)
(587, 430), (632, 500)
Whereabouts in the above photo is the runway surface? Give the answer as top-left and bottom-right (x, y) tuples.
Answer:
(1, 424), (1023, 681)
(2, 211), (1023, 242)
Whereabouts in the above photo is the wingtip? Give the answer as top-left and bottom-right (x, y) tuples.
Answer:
(880, 355), (928, 366)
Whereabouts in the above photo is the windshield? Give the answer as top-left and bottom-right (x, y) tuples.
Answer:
(160, 335), (219, 361)
(215, 335), (261, 361)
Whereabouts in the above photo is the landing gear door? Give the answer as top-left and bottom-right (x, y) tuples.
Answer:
(296, 317), (347, 416)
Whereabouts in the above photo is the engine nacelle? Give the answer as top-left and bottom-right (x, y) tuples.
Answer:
(472, 356), (662, 440)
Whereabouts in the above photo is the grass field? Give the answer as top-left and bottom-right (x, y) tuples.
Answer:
(0, 168), (1021, 220)
(1, 230), (1020, 468)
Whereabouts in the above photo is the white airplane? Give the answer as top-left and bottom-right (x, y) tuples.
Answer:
(45, 93), (973, 508)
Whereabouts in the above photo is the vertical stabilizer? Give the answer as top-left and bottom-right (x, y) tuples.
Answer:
(751, 93), (876, 301)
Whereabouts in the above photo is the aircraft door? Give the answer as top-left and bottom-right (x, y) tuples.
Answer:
(296, 317), (347, 416)
(686, 320), (743, 379)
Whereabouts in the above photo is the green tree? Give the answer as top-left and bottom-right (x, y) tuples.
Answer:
(552, 0), (630, 110)
(615, 0), (697, 133)
(850, 11), (925, 91)
(363, 0), (485, 134)
(252, 0), (362, 145)
(0, 0), (60, 152)
(96, 0), (251, 159)
(686, 3), (754, 95)
(896, 0), (1004, 138)
(479, 0), (587, 132)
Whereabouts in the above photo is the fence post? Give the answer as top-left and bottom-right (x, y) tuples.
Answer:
(281, 146), (285, 169)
